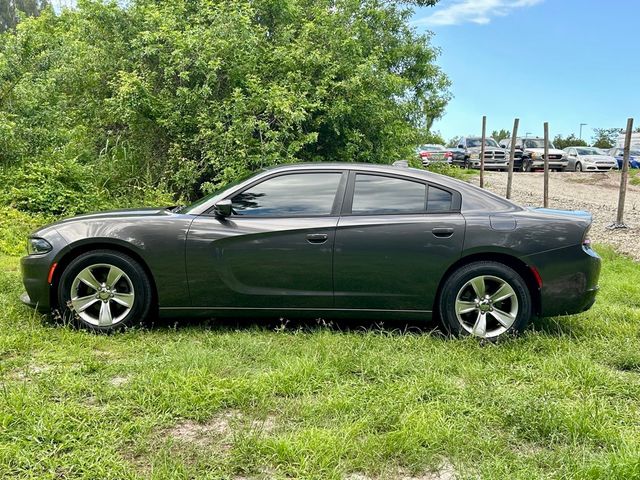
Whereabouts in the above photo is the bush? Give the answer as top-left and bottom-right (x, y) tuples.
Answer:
(0, 158), (113, 216)
(0, 206), (52, 256)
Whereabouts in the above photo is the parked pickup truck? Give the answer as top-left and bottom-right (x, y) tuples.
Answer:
(499, 137), (568, 172)
(451, 137), (509, 170)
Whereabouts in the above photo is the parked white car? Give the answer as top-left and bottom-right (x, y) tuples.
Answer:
(564, 147), (618, 172)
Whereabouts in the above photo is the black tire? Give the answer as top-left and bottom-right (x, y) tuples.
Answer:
(438, 261), (532, 340)
(57, 249), (152, 332)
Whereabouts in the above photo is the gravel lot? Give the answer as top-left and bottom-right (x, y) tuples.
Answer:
(471, 171), (640, 261)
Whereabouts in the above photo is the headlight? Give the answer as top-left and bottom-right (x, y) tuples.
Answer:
(27, 237), (53, 255)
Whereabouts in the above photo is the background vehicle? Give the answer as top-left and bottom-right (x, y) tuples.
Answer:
(608, 147), (640, 169)
(451, 137), (509, 170)
(21, 163), (601, 340)
(564, 147), (618, 172)
(500, 137), (568, 172)
(416, 144), (453, 166)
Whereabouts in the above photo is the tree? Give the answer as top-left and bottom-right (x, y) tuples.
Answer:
(417, 129), (446, 146)
(0, 0), (451, 209)
(0, 0), (49, 32)
(591, 127), (640, 149)
(553, 134), (587, 150)
(491, 129), (510, 143)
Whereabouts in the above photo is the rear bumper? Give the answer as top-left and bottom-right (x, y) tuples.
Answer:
(525, 245), (601, 317)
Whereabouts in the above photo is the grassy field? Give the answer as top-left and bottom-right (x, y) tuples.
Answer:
(1, 246), (640, 479)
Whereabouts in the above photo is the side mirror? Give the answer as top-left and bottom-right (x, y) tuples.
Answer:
(213, 199), (233, 217)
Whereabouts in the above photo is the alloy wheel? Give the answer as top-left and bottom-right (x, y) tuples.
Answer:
(454, 275), (519, 338)
(70, 263), (135, 326)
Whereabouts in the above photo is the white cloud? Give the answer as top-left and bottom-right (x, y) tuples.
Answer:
(414, 0), (544, 27)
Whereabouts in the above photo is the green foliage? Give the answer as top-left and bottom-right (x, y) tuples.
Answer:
(425, 162), (475, 180)
(417, 129), (446, 146)
(491, 129), (510, 143)
(0, 206), (52, 255)
(591, 127), (640, 149)
(0, 0), (49, 32)
(408, 156), (475, 181)
(553, 134), (587, 150)
(0, 0), (451, 214)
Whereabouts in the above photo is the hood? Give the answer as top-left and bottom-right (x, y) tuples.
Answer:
(32, 207), (174, 237)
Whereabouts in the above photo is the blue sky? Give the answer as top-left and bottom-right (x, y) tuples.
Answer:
(412, 0), (640, 143)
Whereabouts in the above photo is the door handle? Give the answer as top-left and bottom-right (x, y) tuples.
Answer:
(432, 227), (454, 238)
(306, 233), (328, 244)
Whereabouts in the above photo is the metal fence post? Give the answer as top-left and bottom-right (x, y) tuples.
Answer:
(480, 116), (486, 189)
(506, 118), (519, 199)
(543, 122), (549, 208)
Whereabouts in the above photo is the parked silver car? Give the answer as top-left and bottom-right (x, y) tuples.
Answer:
(564, 147), (617, 172)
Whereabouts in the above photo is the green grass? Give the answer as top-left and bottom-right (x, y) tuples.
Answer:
(1, 246), (640, 479)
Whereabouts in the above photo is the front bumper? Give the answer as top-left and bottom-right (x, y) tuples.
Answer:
(20, 229), (68, 312)
(526, 244), (601, 317)
(531, 160), (568, 169)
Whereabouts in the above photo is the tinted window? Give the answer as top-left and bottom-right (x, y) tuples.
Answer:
(427, 186), (453, 212)
(231, 173), (341, 216)
(351, 174), (426, 214)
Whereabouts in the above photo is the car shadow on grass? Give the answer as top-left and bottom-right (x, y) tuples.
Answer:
(44, 307), (582, 340)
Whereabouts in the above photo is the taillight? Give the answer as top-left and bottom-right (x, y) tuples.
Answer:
(582, 226), (592, 248)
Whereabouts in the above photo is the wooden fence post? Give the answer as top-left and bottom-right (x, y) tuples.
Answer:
(543, 122), (549, 208)
(506, 118), (519, 199)
(480, 116), (486, 189)
(612, 118), (634, 228)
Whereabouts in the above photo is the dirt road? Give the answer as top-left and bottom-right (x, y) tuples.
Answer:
(471, 171), (640, 261)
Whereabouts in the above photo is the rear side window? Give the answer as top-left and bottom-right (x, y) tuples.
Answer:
(351, 174), (427, 214)
(231, 172), (342, 217)
(427, 186), (453, 213)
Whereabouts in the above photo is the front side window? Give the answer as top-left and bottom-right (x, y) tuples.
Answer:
(351, 174), (427, 214)
(230, 172), (342, 217)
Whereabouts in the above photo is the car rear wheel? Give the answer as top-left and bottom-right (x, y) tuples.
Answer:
(57, 250), (152, 332)
(438, 261), (532, 339)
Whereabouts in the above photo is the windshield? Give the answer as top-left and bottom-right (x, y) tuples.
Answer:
(181, 171), (256, 213)
(523, 139), (554, 149)
(467, 138), (498, 148)
(576, 148), (602, 155)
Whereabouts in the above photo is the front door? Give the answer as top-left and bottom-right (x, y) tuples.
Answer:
(186, 171), (346, 309)
(333, 172), (465, 312)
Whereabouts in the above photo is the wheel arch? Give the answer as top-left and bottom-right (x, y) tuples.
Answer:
(434, 252), (541, 318)
(49, 241), (158, 310)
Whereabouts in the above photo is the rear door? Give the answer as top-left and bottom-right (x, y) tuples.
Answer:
(333, 172), (465, 312)
(186, 170), (347, 309)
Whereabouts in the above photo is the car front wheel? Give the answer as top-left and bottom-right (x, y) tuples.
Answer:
(438, 261), (532, 339)
(57, 250), (152, 332)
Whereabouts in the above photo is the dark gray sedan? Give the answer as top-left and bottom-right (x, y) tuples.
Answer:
(21, 163), (601, 339)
